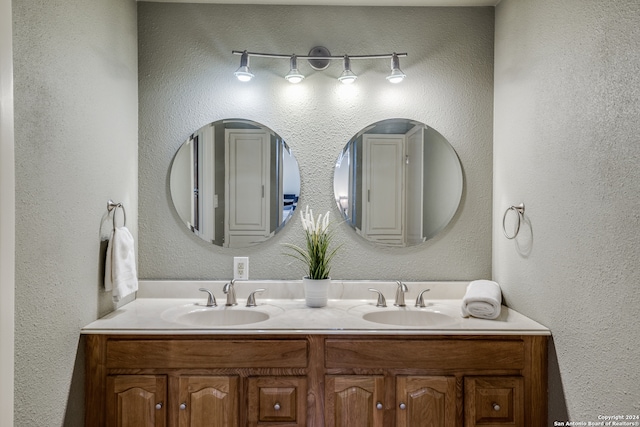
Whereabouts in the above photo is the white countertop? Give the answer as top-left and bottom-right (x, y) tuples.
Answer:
(81, 280), (550, 336)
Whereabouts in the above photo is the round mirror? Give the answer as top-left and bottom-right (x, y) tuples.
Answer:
(333, 119), (463, 247)
(170, 119), (301, 248)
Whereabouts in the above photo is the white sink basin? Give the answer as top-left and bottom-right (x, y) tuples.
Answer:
(362, 310), (457, 327)
(161, 304), (282, 327)
(349, 303), (460, 327)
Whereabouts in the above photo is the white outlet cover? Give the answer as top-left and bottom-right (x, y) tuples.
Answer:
(233, 257), (249, 280)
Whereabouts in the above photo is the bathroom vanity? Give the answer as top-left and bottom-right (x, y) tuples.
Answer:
(83, 281), (549, 427)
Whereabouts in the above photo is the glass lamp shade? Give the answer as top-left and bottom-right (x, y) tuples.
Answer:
(386, 68), (406, 83)
(285, 69), (305, 83)
(234, 51), (254, 82)
(234, 66), (254, 82)
(338, 70), (358, 84)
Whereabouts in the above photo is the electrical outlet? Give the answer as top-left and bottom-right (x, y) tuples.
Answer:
(234, 257), (249, 280)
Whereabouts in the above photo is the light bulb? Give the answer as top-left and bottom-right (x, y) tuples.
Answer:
(338, 56), (357, 84)
(234, 51), (254, 82)
(386, 53), (406, 84)
(285, 55), (305, 83)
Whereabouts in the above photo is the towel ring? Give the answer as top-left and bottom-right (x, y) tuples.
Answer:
(502, 203), (525, 239)
(107, 200), (127, 230)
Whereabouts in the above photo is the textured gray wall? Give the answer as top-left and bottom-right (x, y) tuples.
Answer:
(0, 0), (15, 422)
(494, 0), (640, 420)
(138, 4), (494, 281)
(12, 0), (138, 425)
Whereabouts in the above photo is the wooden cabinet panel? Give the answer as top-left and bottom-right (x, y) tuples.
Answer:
(464, 377), (524, 427)
(106, 375), (167, 427)
(325, 339), (525, 371)
(248, 376), (307, 426)
(86, 334), (547, 427)
(396, 376), (456, 427)
(325, 376), (384, 427)
(178, 376), (238, 427)
(107, 339), (308, 369)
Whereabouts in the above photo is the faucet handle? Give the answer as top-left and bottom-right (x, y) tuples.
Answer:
(394, 281), (408, 307)
(246, 288), (266, 307)
(415, 289), (431, 308)
(198, 288), (217, 307)
(368, 288), (387, 307)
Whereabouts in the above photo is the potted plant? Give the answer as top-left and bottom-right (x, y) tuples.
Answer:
(284, 206), (340, 307)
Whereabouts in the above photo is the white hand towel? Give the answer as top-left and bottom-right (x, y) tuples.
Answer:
(461, 280), (502, 320)
(104, 226), (138, 303)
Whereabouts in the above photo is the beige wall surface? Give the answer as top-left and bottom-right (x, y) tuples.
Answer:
(494, 0), (640, 421)
(12, 0), (138, 425)
(137, 3), (494, 281)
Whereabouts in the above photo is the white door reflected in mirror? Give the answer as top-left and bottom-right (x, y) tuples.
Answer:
(333, 119), (463, 247)
(170, 119), (301, 248)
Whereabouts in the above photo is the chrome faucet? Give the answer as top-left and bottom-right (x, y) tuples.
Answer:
(198, 288), (217, 307)
(223, 279), (238, 306)
(394, 281), (408, 307)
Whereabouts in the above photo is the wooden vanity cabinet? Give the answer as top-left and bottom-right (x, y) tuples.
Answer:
(178, 376), (239, 427)
(396, 376), (457, 427)
(106, 374), (168, 427)
(325, 375), (385, 426)
(324, 375), (457, 427)
(247, 376), (307, 426)
(85, 334), (547, 427)
(464, 376), (524, 427)
(105, 374), (239, 427)
(323, 336), (546, 427)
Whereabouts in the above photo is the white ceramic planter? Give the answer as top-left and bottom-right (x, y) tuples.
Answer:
(303, 277), (331, 308)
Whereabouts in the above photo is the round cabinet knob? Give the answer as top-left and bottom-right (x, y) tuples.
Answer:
(492, 403), (501, 411)
(179, 403), (187, 410)
(274, 403), (281, 411)
(376, 402), (383, 410)
(155, 403), (163, 410)
(399, 402), (407, 410)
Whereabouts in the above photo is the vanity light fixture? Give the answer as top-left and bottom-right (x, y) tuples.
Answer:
(233, 50), (254, 82)
(284, 55), (305, 84)
(232, 47), (407, 84)
(386, 53), (406, 84)
(338, 56), (357, 85)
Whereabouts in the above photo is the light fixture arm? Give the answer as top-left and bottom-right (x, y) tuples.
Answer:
(232, 49), (407, 61)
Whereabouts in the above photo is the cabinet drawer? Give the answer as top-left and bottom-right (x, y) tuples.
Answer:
(106, 339), (308, 369)
(326, 339), (525, 370)
(248, 376), (307, 426)
(464, 376), (524, 427)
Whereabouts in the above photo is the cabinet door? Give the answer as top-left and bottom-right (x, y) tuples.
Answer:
(248, 376), (307, 426)
(396, 376), (456, 427)
(325, 375), (384, 427)
(106, 375), (167, 427)
(464, 376), (524, 427)
(178, 376), (239, 427)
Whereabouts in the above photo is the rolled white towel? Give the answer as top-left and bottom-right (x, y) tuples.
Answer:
(461, 280), (502, 320)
